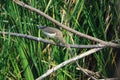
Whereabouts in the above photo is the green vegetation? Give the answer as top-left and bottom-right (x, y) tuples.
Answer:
(0, 0), (119, 80)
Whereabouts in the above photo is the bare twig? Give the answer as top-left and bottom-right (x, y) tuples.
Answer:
(75, 61), (98, 80)
(0, 31), (106, 48)
(99, 78), (120, 80)
(12, 0), (119, 48)
(36, 47), (103, 80)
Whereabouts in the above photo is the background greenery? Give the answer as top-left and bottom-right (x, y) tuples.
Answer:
(0, 0), (120, 80)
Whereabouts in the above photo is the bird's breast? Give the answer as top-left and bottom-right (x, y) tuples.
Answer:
(43, 31), (56, 38)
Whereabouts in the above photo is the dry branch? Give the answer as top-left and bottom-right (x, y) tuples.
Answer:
(36, 47), (103, 80)
(0, 31), (106, 48)
(13, 0), (119, 48)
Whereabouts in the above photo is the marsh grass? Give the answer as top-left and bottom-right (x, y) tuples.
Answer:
(0, 0), (119, 80)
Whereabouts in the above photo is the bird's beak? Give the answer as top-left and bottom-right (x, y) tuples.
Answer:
(38, 26), (46, 29)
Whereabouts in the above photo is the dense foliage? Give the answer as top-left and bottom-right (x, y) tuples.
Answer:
(0, 0), (119, 80)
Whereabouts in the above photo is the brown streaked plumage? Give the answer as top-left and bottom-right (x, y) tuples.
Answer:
(38, 26), (73, 54)
(38, 26), (66, 44)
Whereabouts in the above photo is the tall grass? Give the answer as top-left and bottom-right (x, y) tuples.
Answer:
(0, 0), (119, 80)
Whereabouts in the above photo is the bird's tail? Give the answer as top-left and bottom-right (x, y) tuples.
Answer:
(59, 38), (73, 54)
(66, 44), (73, 54)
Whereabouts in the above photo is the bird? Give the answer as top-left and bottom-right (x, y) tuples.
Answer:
(38, 26), (73, 54)
(38, 26), (66, 44)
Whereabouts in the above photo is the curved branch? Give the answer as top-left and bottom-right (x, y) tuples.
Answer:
(12, 0), (119, 48)
(36, 47), (103, 80)
(0, 31), (106, 48)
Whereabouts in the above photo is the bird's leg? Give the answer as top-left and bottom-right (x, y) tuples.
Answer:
(52, 38), (62, 45)
(58, 37), (74, 55)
